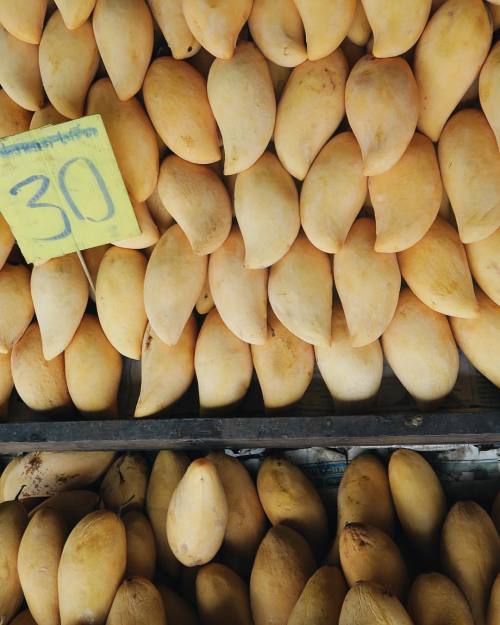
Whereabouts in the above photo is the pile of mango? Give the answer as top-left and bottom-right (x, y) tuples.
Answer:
(0, 0), (499, 418)
(0, 448), (498, 625)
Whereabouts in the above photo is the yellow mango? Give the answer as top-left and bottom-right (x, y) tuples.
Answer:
(347, 1), (371, 46)
(398, 218), (478, 318)
(30, 104), (68, 129)
(0, 0), (46, 43)
(0, 351), (12, 418)
(248, 0), (306, 67)
(123, 510), (156, 580)
(96, 247), (147, 360)
(145, 186), (174, 234)
(209, 225), (268, 345)
(0, 452), (115, 501)
(442, 501), (499, 625)
(466, 231), (500, 306)
(144, 57), (220, 165)
(301, 132), (366, 253)
(39, 11), (99, 118)
(100, 454), (148, 512)
(134, 319), (196, 417)
(450, 289), (500, 388)
(257, 456), (328, 557)
(157, 585), (198, 625)
(28, 491), (100, 528)
(267, 60), (291, 99)
(182, 0), (252, 60)
(107, 578), (166, 625)
(11, 322), (71, 411)
(315, 305), (383, 405)
(369, 133), (442, 252)
(0, 264), (33, 354)
(339, 582), (414, 625)
(292, 0), (356, 60)
(269, 233), (332, 346)
(346, 55), (419, 175)
(382, 289), (459, 404)
(206, 452), (266, 577)
(250, 525), (316, 625)
(252, 308), (314, 410)
(54, 0), (96, 28)
(11, 611), (37, 625)
(334, 218), (400, 347)
(0, 502), (27, 624)
(59, 510), (126, 625)
(195, 276), (214, 314)
(388, 449), (447, 561)
(288, 566), (347, 625)
(196, 563), (252, 625)
(0, 215), (14, 272)
(488, 576), (500, 625)
(480, 42), (500, 150)
(113, 199), (160, 250)
(207, 42), (276, 175)
(87, 78), (159, 202)
(362, 0), (431, 57)
(408, 573), (474, 625)
(490, 4), (500, 30)
(274, 51), (348, 180)
(65, 314), (122, 416)
(144, 225), (206, 346)
(167, 458), (228, 567)
(195, 309), (252, 411)
(234, 151), (300, 268)
(31, 253), (88, 360)
(0, 89), (32, 137)
(82, 245), (109, 299)
(328, 453), (394, 564)
(438, 109), (500, 244)
(93, 0), (153, 101)
(0, 26), (43, 111)
(158, 156), (231, 255)
(18, 508), (67, 625)
(415, 0), (492, 142)
(147, 0), (200, 59)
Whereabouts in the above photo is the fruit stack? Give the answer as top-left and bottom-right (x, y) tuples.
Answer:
(0, 448), (498, 625)
(0, 0), (498, 420)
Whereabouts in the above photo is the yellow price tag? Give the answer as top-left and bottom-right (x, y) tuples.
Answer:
(0, 115), (140, 263)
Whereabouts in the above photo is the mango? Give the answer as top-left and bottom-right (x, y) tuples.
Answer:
(158, 156), (231, 255)
(0, 502), (27, 625)
(0, 89), (32, 137)
(145, 186), (174, 234)
(107, 578), (166, 625)
(167, 458), (228, 567)
(0, 216), (14, 272)
(488, 576), (500, 625)
(93, 0), (153, 101)
(415, 0), (492, 142)
(11, 322), (71, 411)
(30, 104), (68, 129)
(300, 132), (366, 254)
(492, 492), (500, 533)
(288, 566), (347, 625)
(134, 319), (196, 417)
(369, 133), (442, 252)
(408, 573), (474, 625)
(0, 264), (33, 354)
(144, 225), (206, 346)
(346, 55), (418, 175)
(398, 217), (478, 318)
(196, 563), (252, 625)
(0, 351), (12, 418)
(82, 245), (109, 300)
(11, 611), (37, 625)
(39, 10), (99, 118)
(144, 57), (220, 164)
(442, 501), (499, 625)
(182, 0), (252, 60)
(18, 508), (67, 625)
(195, 276), (214, 314)
(157, 585), (199, 625)
(382, 289), (459, 404)
(0, 0), (46, 43)
(195, 309), (252, 411)
(235, 151), (300, 268)
(54, 0), (96, 28)
(123, 511), (156, 580)
(339, 582), (414, 625)
(252, 308), (314, 410)
(96, 247), (147, 359)
(466, 230), (500, 306)
(113, 199), (160, 250)
(147, 0), (200, 59)
(207, 42), (275, 175)
(28, 491), (100, 528)
(209, 225), (268, 344)
(250, 525), (316, 625)
(248, 0), (306, 67)
(267, 61), (292, 98)
(480, 42), (500, 150)
(292, 0), (356, 61)
(347, 1), (371, 46)
(316, 304), (383, 405)
(274, 51), (348, 180)
(388, 449), (447, 562)
(438, 109), (500, 244)
(334, 218), (400, 347)
(269, 233), (332, 347)
(450, 289), (500, 388)
(100, 454), (148, 513)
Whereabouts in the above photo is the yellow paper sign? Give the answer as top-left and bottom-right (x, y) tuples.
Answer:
(0, 115), (140, 263)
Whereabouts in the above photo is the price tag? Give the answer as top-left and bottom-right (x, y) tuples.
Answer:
(0, 114), (140, 263)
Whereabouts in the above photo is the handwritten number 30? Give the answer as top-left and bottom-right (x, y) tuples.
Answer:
(9, 157), (116, 241)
